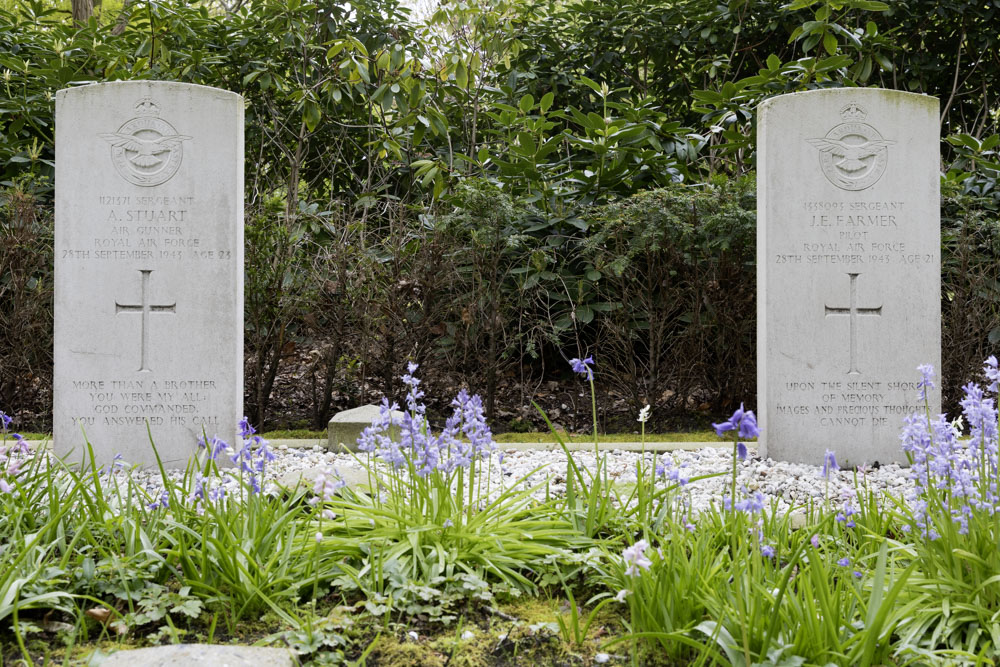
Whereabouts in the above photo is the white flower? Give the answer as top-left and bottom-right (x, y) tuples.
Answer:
(595, 654), (611, 664)
(614, 589), (629, 602)
(460, 630), (475, 640)
(315, 531), (323, 543)
(622, 539), (652, 576)
(407, 631), (419, 641)
(637, 404), (651, 423)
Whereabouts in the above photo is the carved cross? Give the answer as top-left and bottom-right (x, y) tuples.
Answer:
(115, 269), (176, 372)
(824, 272), (882, 375)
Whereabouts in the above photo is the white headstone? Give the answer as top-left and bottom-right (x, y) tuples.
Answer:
(54, 81), (244, 467)
(757, 89), (940, 466)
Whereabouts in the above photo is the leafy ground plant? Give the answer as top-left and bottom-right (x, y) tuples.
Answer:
(893, 359), (1000, 661)
(10, 363), (1000, 665)
(311, 364), (581, 619)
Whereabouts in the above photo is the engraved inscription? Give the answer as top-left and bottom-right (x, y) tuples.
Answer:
(99, 98), (191, 187)
(776, 378), (924, 430)
(807, 104), (895, 191)
(68, 378), (220, 428)
(824, 273), (882, 375)
(115, 270), (176, 372)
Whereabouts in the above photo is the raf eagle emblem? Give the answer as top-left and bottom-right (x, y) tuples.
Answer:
(805, 137), (896, 174)
(99, 132), (193, 169)
(100, 97), (190, 187)
(807, 103), (894, 191)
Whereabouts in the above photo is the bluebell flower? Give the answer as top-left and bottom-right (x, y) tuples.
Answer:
(622, 539), (652, 576)
(357, 368), (494, 477)
(737, 442), (748, 461)
(569, 356), (594, 381)
(837, 557), (850, 567)
(199, 435), (231, 461)
(148, 490), (170, 510)
(917, 364), (935, 401)
(238, 416), (256, 439)
(189, 474), (206, 504)
(735, 491), (765, 514)
(984, 356), (999, 393)
(401, 362), (427, 415)
(665, 463), (690, 485)
(821, 449), (839, 478)
(12, 433), (29, 455)
(836, 499), (856, 528)
(0, 411), (11, 432)
(713, 404), (760, 439)
(231, 441), (254, 472)
(761, 544), (775, 558)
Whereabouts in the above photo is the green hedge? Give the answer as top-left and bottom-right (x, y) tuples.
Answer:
(4, 175), (996, 430)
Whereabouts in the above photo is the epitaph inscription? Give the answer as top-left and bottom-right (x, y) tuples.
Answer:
(55, 81), (244, 467)
(758, 89), (940, 465)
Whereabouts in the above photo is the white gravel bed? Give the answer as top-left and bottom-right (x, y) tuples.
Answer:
(82, 442), (915, 517)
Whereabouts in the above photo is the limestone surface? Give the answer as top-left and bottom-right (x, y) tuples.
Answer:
(757, 88), (940, 465)
(53, 81), (244, 467)
(98, 644), (293, 667)
(327, 404), (403, 451)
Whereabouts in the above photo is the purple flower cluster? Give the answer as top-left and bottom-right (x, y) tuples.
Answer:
(570, 356), (594, 381)
(901, 360), (1000, 539)
(835, 498), (856, 528)
(916, 364), (936, 401)
(622, 539), (653, 576)
(0, 414), (30, 494)
(147, 489), (170, 510)
(656, 456), (690, 485)
(357, 363), (495, 476)
(712, 403), (760, 440)
(734, 490), (766, 514)
(821, 449), (839, 479)
(308, 469), (347, 520)
(194, 417), (276, 495)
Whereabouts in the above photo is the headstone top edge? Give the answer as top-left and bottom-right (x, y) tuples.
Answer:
(330, 404), (406, 422)
(56, 80), (244, 103)
(757, 88), (938, 112)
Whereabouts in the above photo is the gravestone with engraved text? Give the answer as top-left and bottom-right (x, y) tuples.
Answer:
(54, 81), (244, 467)
(757, 89), (940, 465)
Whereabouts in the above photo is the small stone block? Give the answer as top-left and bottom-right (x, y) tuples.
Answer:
(98, 644), (294, 667)
(278, 465), (371, 491)
(327, 404), (403, 451)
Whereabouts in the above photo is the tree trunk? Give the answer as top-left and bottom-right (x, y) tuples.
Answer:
(72, 0), (93, 25)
